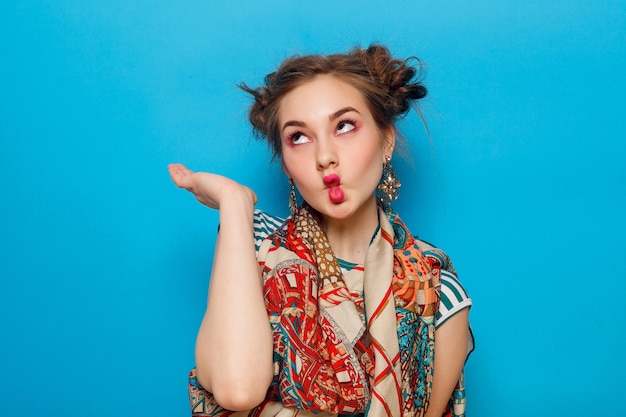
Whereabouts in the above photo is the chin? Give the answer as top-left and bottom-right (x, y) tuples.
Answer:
(306, 195), (376, 222)
(317, 203), (360, 221)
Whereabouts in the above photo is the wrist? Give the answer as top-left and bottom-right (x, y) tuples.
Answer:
(218, 192), (255, 224)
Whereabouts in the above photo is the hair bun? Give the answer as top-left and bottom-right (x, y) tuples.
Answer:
(361, 44), (427, 120)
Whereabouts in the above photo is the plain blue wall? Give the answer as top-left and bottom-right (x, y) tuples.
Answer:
(1, 1), (624, 415)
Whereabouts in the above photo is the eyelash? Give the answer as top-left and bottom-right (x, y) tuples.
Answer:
(286, 118), (358, 145)
(336, 118), (357, 135)
(287, 131), (307, 145)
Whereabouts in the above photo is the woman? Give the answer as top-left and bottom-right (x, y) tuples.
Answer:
(169, 44), (472, 417)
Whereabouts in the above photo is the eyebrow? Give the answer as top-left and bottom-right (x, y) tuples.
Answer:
(281, 107), (361, 132)
(331, 106), (360, 120)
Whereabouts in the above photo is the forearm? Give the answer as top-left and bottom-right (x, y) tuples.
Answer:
(195, 198), (273, 410)
(425, 308), (470, 417)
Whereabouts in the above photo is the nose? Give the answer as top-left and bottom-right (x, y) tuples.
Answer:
(316, 137), (338, 170)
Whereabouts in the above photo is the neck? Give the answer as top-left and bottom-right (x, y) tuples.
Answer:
(319, 198), (380, 265)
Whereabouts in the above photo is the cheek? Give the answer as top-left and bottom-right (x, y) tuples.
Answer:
(351, 145), (384, 174)
(363, 152), (385, 186)
(349, 155), (383, 189)
(280, 147), (298, 173)
(282, 154), (310, 184)
(368, 165), (384, 186)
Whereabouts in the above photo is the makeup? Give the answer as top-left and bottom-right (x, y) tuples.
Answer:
(323, 174), (344, 204)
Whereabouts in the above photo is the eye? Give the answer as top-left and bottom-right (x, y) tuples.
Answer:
(336, 119), (356, 135)
(288, 131), (311, 145)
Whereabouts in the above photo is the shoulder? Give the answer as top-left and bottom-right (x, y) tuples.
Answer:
(415, 238), (457, 275)
(253, 209), (286, 252)
(415, 238), (472, 329)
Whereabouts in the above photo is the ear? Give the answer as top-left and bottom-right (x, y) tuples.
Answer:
(383, 127), (396, 159)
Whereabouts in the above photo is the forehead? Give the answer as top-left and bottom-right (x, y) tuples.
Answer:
(277, 75), (371, 123)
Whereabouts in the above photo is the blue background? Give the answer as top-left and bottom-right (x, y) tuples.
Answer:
(1, 1), (624, 415)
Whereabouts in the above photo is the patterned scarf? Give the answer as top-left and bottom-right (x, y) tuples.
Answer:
(189, 205), (440, 416)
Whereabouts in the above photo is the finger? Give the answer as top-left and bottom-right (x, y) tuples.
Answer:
(168, 163), (189, 177)
(168, 164), (193, 188)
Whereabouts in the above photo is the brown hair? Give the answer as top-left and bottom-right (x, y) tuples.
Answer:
(240, 44), (427, 159)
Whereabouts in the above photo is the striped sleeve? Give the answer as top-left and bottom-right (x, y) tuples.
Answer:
(253, 209), (285, 252)
(419, 242), (474, 356)
(437, 269), (472, 327)
(417, 243), (472, 328)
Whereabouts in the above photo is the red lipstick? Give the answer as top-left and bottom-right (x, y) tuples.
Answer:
(323, 174), (344, 204)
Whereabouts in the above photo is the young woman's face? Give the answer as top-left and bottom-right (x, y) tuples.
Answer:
(278, 75), (393, 221)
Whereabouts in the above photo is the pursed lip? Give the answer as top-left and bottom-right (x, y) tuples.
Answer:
(323, 173), (341, 187)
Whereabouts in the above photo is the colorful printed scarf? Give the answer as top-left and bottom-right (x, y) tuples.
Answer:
(189, 205), (442, 416)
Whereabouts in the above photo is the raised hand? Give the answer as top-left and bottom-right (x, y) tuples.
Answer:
(168, 163), (257, 210)
(169, 163), (273, 405)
